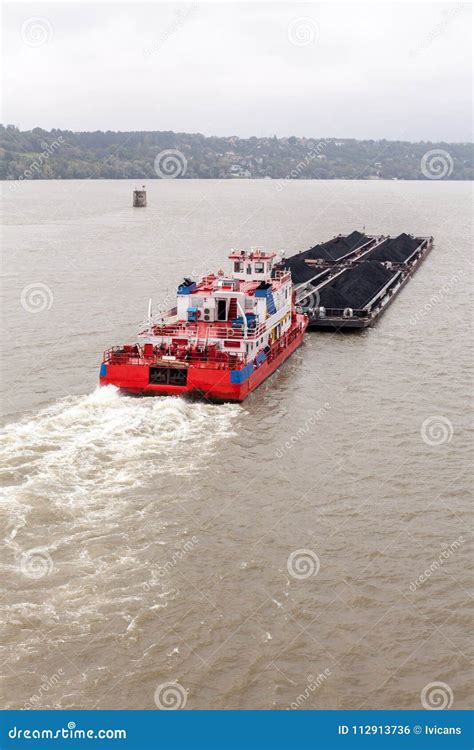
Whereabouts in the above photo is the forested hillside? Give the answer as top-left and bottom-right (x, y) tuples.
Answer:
(1, 125), (472, 180)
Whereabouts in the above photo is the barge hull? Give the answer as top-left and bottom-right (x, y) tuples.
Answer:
(304, 235), (433, 329)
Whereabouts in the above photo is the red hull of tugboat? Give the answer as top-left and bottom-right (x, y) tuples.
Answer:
(100, 316), (307, 402)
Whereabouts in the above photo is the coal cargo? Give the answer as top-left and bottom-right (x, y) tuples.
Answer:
(285, 230), (433, 328)
(319, 261), (395, 309)
(368, 233), (421, 264)
(314, 230), (369, 261)
(283, 231), (372, 284)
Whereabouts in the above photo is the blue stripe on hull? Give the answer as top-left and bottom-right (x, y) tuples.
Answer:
(230, 362), (254, 384)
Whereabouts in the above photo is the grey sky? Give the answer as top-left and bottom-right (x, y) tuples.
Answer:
(2, 2), (472, 141)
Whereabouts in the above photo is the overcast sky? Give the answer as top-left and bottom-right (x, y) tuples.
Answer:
(2, 2), (472, 141)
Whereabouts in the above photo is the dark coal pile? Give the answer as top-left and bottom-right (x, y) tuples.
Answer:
(283, 253), (322, 284)
(369, 233), (420, 264)
(319, 261), (396, 309)
(316, 230), (369, 261)
(283, 231), (369, 283)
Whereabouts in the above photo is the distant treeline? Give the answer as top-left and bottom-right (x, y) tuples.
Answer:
(1, 125), (472, 181)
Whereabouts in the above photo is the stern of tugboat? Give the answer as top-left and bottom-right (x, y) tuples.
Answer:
(99, 345), (249, 401)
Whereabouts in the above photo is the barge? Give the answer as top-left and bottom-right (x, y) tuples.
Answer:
(100, 250), (307, 402)
(283, 232), (433, 329)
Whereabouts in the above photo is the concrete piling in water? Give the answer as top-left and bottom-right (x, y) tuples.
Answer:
(133, 186), (147, 207)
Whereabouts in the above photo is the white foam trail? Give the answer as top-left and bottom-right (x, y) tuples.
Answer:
(1, 388), (240, 708)
(0, 386), (239, 539)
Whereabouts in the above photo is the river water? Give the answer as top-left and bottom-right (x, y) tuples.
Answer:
(0, 179), (472, 710)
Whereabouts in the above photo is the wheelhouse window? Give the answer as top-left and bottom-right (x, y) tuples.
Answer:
(234, 261), (244, 273)
(255, 262), (265, 273)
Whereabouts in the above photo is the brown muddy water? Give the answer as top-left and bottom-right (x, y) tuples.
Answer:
(0, 179), (472, 710)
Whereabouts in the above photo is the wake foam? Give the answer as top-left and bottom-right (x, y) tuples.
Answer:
(0, 386), (239, 536)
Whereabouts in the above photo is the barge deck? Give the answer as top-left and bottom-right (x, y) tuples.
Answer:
(283, 232), (433, 329)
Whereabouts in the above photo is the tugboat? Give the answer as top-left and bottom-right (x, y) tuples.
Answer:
(100, 250), (308, 402)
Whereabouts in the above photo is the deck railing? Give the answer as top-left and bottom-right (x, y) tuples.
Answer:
(298, 307), (369, 319)
(103, 345), (248, 370)
(103, 322), (305, 371)
(139, 319), (278, 342)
